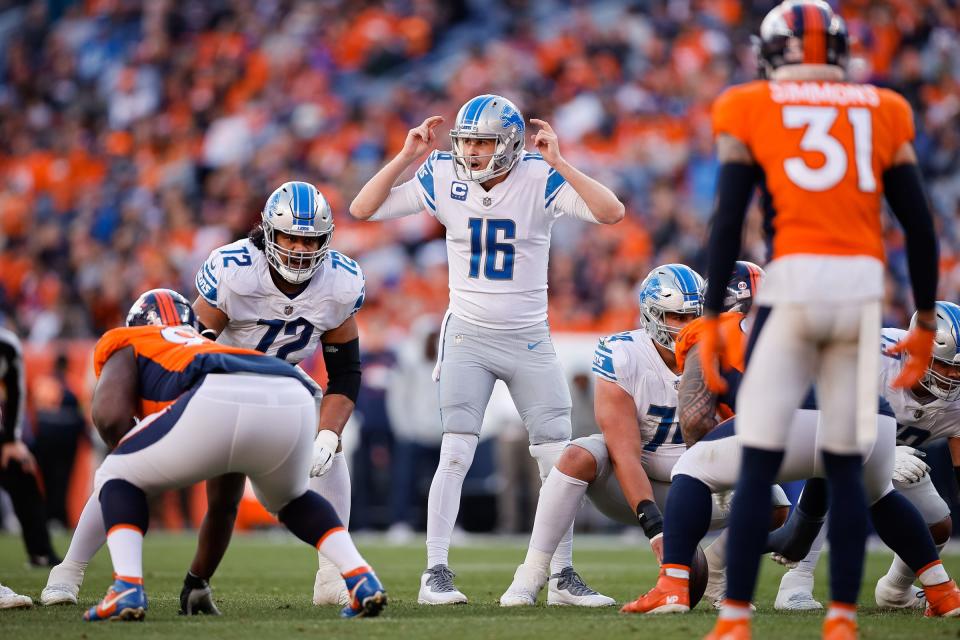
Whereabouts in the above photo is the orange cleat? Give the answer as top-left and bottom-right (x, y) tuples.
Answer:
(822, 616), (857, 640)
(924, 580), (960, 618)
(620, 566), (690, 614)
(704, 618), (751, 640)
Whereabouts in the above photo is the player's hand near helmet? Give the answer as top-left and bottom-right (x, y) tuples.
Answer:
(887, 313), (936, 389)
(893, 445), (930, 485)
(530, 119), (562, 167)
(698, 314), (728, 394)
(310, 429), (339, 478)
(400, 116), (444, 163)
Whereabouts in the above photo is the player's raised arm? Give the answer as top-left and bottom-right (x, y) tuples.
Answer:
(350, 116), (444, 221)
(883, 141), (939, 388)
(529, 118), (624, 224)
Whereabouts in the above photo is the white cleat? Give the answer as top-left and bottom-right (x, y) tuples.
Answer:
(775, 587), (823, 611)
(313, 567), (350, 607)
(418, 565), (468, 605)
(0, 584), (33, 609)
(875, 577), (926, 610)
(547, 567), (615, 607)
(500, 564), (548, 607)
(40, 583), (79, 606)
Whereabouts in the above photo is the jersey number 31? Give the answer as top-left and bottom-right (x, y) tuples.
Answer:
(782, 106), (876, 193)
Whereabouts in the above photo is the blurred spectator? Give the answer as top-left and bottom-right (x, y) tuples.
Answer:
(0, 325), (59, 565)
(385, 315), (444, 539)
(28, 351), (86, 528)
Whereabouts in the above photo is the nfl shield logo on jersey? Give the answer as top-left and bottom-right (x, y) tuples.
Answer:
(284, 304), (294, 316)
(482, 197), (492, 207)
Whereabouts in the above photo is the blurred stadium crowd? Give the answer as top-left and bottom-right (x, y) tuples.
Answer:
(0, 0), (959, 532)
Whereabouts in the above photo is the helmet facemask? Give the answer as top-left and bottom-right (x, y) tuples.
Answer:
(638, 264), (706, 353)
(920, 357), (960, 402)
(640, 306), (702, 353)
(262, 224), (332, 285)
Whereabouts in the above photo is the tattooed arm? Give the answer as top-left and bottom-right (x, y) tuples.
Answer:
(678, 343), (719, 446)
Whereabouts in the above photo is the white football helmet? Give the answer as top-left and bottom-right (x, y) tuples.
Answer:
(638, 264), (705, 352)
(910, 301), (960, 401)
(449, 94), (525, 183)
(261, 181), (334, 284)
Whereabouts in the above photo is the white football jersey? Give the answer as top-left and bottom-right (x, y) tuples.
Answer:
(414, 150), (573, 329)
(195, 239), (365, 364)
(879, 327), (960, 446)
(591, 330), (684, 477)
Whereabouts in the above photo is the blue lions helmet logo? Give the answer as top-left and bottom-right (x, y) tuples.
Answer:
(639, 278), (662, 304)
(500, 104), (524, 134)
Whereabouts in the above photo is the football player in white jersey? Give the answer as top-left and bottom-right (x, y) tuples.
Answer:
(775, 301), (960, 612)
(41, 182), (365, 610)
(351, 94), (624, 605)
(500, 265), (722, 606)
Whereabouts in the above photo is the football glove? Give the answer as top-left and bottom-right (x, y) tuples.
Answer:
(310, 429), (339, 478)
(892, 445), (930, 485)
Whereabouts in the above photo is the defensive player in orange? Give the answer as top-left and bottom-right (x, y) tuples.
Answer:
(698, 2), (940, 639)
(82, 289), (385, 622)
(621, 264), (960, 621)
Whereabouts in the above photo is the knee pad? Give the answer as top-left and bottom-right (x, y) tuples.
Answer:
(438, 433), (478, 477)
(529, 440), (570, 480)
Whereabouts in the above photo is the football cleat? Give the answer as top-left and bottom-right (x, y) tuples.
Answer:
(874, 577), (925, 610)
(621, 567), (690, 614)
(0, 584), (33, 609)
(83, 577), (147, 622)
(40, 583), (79, 606)
(775, 587), (823, 611)
(179, 576), (221, 615)
(500, 564), (548, 607)
(313, 564), (350, 606)
(704, 618), (751, 640)
(822, 616), (857, 640)
(41, 560), (85, 606)
(418, 565), (467, 605)
(924, 579), (960, 618)
(340, 567), (387, 618)
(547, 567), (614, 607)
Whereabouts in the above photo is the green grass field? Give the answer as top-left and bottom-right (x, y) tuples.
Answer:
(1, 532), (958, 639)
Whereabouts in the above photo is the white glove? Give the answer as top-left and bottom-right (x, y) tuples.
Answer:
(893, 445), (930, 485)
(310, 430), (339, 478)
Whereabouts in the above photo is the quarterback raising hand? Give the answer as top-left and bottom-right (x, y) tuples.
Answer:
(529, 118), (561, 166)
(401, 116), (445, 162)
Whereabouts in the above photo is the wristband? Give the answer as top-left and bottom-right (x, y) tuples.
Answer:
(636, 499), (664, 540)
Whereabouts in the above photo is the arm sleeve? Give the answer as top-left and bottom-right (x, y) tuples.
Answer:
(703, 163), (761, 313)
(0, 332), (25, 443)
(882, 163), (938, 311)
(551, 182), (600, 223)
(368, 178), (428, 221)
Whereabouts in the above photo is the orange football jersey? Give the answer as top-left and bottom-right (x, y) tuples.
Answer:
(712, 80), (915, 261)
(94, 325), (306, 417)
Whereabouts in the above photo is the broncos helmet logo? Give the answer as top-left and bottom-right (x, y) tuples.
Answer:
(499, 104), (524, 134)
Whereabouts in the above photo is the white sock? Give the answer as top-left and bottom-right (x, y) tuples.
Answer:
(918, 560), (950, 587)
(106, 526), (144, 580)
(48, 494), (105, 587)
(704, 528), (728, 572)
(719, 600), (752, 620)
(884, 555), (919, 588)
(308, 452), (351, 525)
(425, 433), (478, 569)
(317, 529), (367, 576)
(780, 524), (825, 590)
(309, 452), (352, 575)
(529, 442), (575, 575)
(524, 469), (587, 575)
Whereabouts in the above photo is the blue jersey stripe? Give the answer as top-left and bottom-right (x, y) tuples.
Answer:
(591, 366), (617, 381)
(545, 169), (567, 208)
